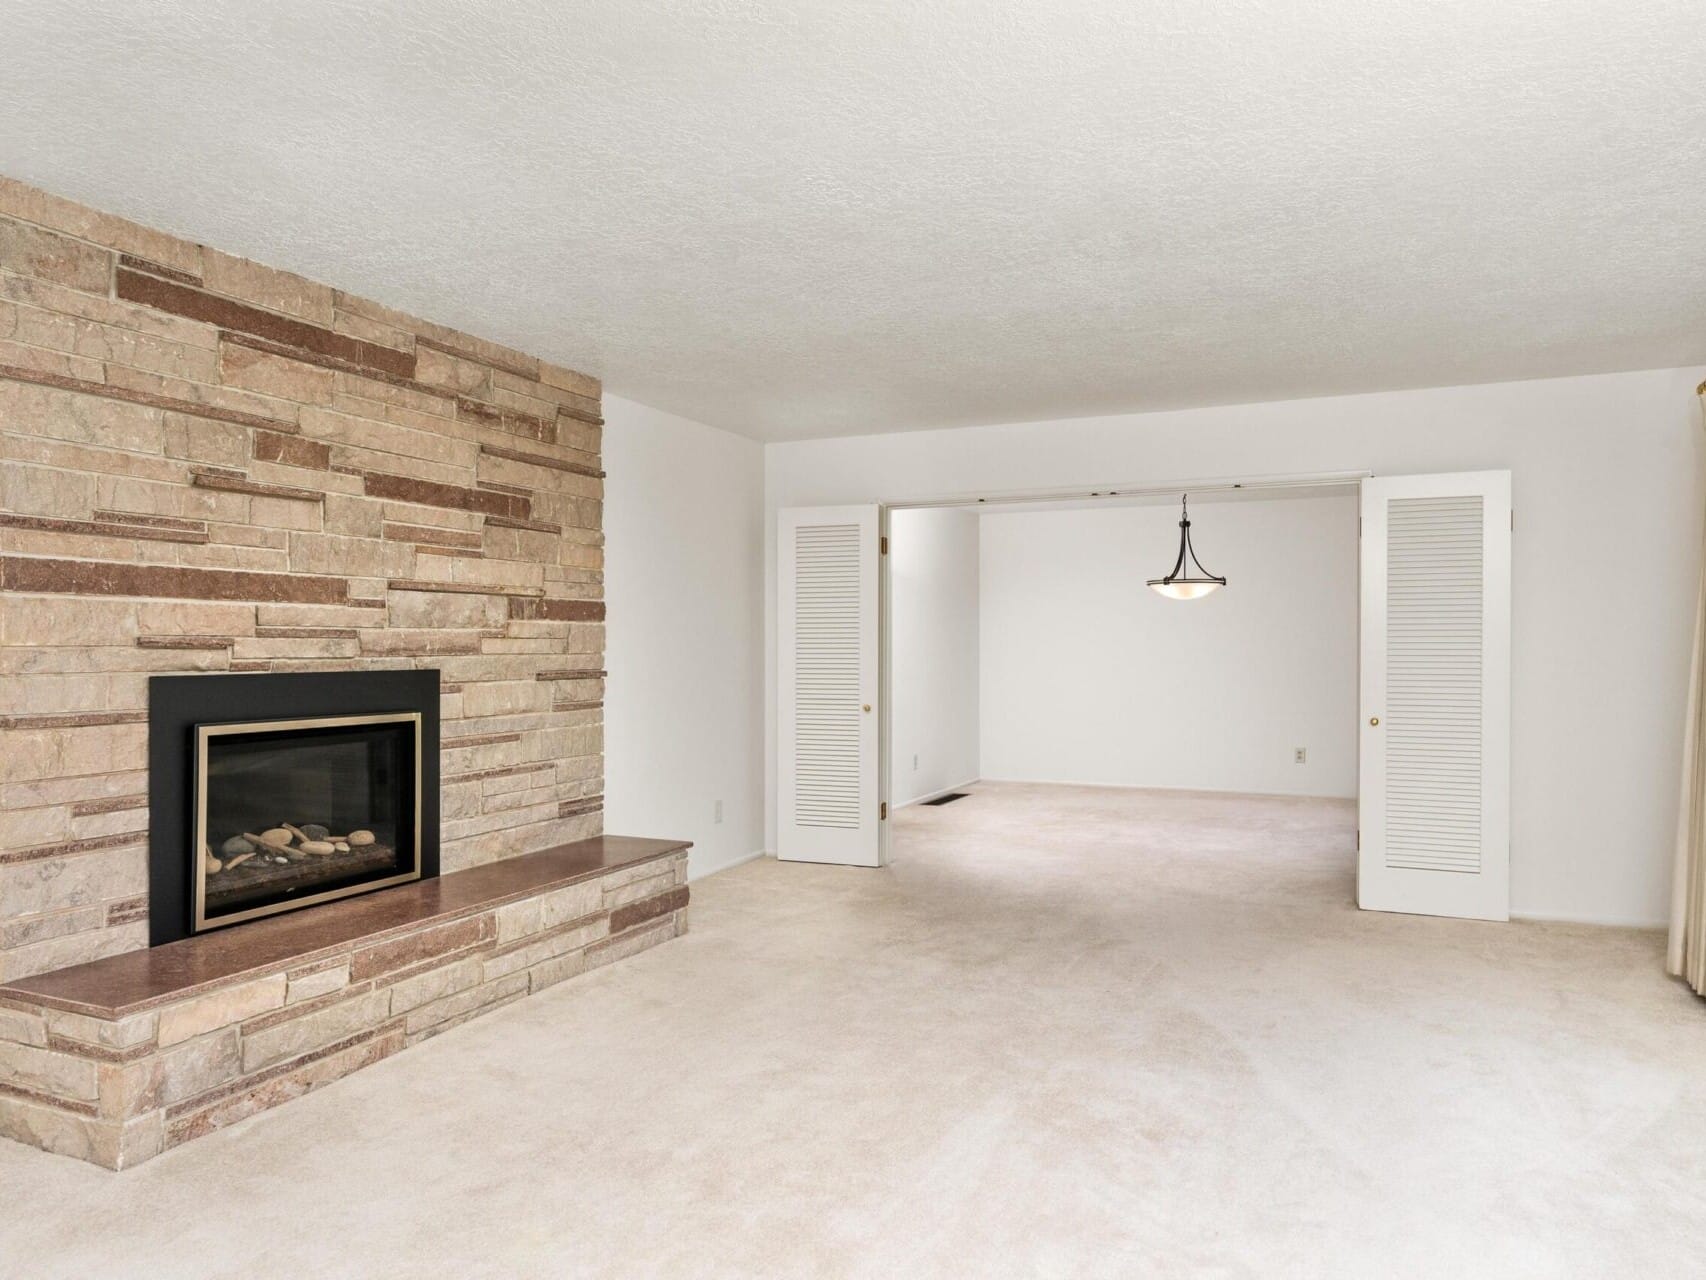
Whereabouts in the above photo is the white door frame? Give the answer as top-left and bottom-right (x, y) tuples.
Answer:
(873, 470), (1372, 865)
(877, 502), (893, 865)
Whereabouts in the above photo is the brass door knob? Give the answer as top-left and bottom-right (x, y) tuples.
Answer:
(862, 704), (872, 713)
(1369, 717), (1380, 726)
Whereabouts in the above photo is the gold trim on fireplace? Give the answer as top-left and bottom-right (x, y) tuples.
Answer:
(193, 712), (424, 933)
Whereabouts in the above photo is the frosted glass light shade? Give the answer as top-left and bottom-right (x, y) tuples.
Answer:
(1148, 579), (1222, 600)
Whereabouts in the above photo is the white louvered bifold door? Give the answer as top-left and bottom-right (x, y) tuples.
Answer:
(778, 506), (881, 866)
(1359, 472), (1511, 920)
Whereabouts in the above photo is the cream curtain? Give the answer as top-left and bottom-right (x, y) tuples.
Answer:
(1669, 382), (1706, 993)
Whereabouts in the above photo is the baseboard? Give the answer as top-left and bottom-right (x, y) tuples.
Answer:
(687, 847), (768, 881)
(1510, 909), (1668, 931)
(896, 777), (982, 810)
(975, 776), (1357, 803)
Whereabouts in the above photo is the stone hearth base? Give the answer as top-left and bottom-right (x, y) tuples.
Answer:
(0, 835), (688, 1169)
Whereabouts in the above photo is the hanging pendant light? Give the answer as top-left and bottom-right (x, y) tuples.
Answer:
(1147, 494), (1226, 600)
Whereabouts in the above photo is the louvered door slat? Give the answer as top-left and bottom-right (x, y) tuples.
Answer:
(1385, 494), (1484, 874)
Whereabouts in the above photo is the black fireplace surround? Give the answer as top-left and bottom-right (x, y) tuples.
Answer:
(149, 671), (440, 946)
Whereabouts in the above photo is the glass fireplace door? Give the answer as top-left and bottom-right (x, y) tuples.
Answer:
(194, 712), (422, 931)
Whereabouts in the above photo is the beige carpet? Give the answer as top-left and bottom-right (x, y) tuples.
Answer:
(3, 782), (1703, 1278)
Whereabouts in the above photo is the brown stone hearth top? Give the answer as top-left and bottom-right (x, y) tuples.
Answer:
(0, 835), (689, 1020)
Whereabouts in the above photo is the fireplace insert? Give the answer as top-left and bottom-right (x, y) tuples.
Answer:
(193, 712), (422, 931)
(149, 671), (440, 944)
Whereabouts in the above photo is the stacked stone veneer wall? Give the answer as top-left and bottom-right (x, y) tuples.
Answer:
(0, 177), (606, 980)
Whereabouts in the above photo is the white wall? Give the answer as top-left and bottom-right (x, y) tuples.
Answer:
(602, 394), (765, 879)
(980, 494), (1358, 797)
(765, 365), (1706, 925)
(890, 507), (981, 806)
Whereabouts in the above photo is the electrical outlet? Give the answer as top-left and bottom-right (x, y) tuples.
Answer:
(912, 753), (919, 772)
(1294, 747), (1307, 764)
(714, 799), (723, 824)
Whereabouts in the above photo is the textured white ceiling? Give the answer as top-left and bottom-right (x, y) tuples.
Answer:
(2, 1), (1702, 441)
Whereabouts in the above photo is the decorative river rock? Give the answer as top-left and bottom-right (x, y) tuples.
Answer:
(216, 823), (385, 872)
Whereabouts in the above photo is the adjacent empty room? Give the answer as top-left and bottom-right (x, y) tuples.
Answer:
(885, 484), (1361, 898)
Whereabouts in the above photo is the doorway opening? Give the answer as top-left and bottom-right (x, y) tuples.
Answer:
(882, 476), (1363, 880)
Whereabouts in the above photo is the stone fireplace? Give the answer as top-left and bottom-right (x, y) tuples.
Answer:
(0, 177), (689, 1170)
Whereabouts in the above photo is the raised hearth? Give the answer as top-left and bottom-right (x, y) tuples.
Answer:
(0, 834), (689, 1169)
